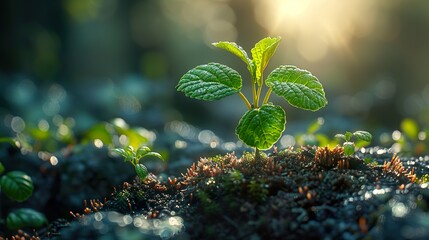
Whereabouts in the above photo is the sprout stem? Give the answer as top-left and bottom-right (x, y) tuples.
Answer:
(262, 88), (273, 105)
(238, 92), (252, 110)
(252, 83), (257, 108)
(256, 83), (263, 107)
(255, 148), (261, 160)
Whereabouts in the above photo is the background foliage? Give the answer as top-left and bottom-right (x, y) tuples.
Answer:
(1, 0), (429, 153)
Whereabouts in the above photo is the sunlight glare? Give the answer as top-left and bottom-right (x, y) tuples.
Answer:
(253, 0), (379, 62)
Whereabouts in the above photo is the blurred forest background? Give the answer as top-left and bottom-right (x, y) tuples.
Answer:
(1, 0), (429, 149)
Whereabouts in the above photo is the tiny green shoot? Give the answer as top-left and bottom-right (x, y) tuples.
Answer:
(176, 37), (327, 152)
(0, 161), (48, 230)
(113, 146), (164, 180)
(335, 131), (372, 156)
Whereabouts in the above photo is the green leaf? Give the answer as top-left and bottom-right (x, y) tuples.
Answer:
(145, 152), (164, 160)
(0, 162), (4, 175)
(177, 63), (242, 101)
(113, 147), (133, 163)
(266, 65), (328, 111)
(364, 157), (375, 165)
(400, 118), (419, 140)
(0, 171), (34, 202)
(6, 208), (47, 230)
(343, 142), (355, 156)
(212, 41), (256, 82)
(135, 146), (151, 159)
(353, 131), (372, 142)
(113, 148), (127, 157)
(212, 41), (252, 67)
(135, 164), (148, 180)
(251, 37), (281, 86)
(335, 134), (346, 141)
(344, 132), (353, 141)
(235, 104), (286, 150)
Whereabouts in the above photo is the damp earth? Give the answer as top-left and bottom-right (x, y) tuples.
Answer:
(2, 139), (429, 240)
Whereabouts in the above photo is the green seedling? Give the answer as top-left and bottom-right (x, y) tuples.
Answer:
(335, 131), (372, 156)
(0, 161), (47, 230)
(113, 146), (163, 180)
(176, 37), (327, 153)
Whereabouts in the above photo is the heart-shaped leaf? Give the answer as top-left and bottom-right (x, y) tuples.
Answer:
(235, 104), (286, 150)
(213, 41), (255, 81)
(0, 171), (34, 202)
(136, 146), (151, 159)
(136, 151), (163, 165)
(177, 63), (242, 101)
(135, 164), (148, 180)
(343, 142), (355, 156)
(353, 131), (372, 142)
(344, 132), (353, 141)
(266, 65), (327, 111)
(251, 37), (281, 86)
(7, 208), (47, 230)
(144, 152), (163, 160)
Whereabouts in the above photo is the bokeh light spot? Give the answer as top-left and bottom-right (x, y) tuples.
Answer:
(11, 116), (26, 133)
(38, 119), (50, 131)
(94, 139), (104, 148)
(50, 156), (59, 166)
(392, 130), (402, 141)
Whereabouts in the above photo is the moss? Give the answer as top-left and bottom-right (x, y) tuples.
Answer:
(196, 189), (221, 215)
(58, 147), (423, 239)
(248, 179), (269, 203)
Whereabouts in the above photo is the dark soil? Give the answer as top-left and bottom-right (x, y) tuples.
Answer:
(3, 145), (429, 240)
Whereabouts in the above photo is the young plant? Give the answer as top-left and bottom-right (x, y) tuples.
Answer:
(176, 37), (327, 152)
(0, 161), (47, 230)
(113, 146), (163, 180)
(335, 131), (372, 156)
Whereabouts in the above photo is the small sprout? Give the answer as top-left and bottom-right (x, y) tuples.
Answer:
(343, 142), (355, 156)
(364, 157), (377, 166)
(0, 162), (47, 231)
(113, 146), (164, 180)
(335, 130), (372, 156)
(0, 170), (34, 202)
(135, 164), (149, 180)
(176, 37), (327, 153)
(6, 208), (48, 230)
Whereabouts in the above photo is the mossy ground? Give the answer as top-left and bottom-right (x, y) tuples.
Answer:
(166, 147), (419, 239)
(8, 146), (427, 239)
